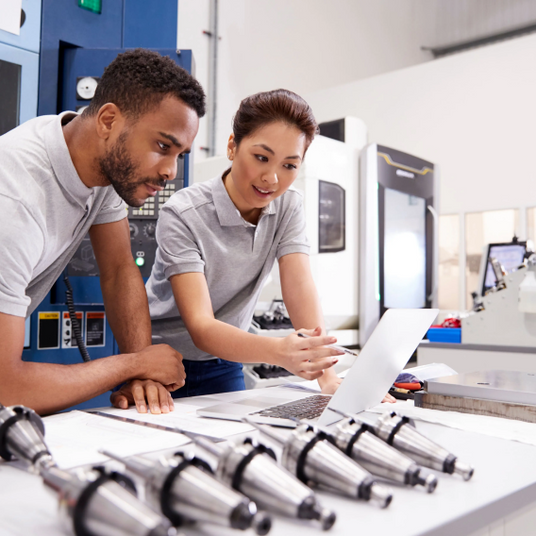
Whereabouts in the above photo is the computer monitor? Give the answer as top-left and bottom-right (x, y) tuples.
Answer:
(480, 241), (526, 295)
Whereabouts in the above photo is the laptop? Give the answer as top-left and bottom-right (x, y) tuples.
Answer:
(197, 308), (438, 427)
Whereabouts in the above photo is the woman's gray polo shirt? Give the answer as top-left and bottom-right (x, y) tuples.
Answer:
(146, 175), (310, 361)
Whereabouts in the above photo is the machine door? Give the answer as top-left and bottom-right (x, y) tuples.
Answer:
(359, 143), (437, 347)
(376, 146), (435, 315)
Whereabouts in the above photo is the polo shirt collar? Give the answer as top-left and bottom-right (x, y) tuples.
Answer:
(212, 174), (276, 227)
(45, 111), (94, 209)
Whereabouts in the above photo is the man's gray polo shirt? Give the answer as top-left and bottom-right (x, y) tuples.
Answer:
(147, 175), (310, 361)
(0, 112), (127, 317)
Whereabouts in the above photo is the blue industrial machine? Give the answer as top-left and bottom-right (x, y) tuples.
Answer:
(1, 0), (194, 409)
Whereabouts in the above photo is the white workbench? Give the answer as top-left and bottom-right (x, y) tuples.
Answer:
(1, 393), (536, 536)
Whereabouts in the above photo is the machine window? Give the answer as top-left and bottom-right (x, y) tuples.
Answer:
(0, 59), (21, 136)
(465, 209), (520, 308)
(383, 188), (426, 309)
(318, 180), (345, 253)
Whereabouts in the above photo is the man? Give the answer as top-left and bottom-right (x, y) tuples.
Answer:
(0, 49), (206, 415)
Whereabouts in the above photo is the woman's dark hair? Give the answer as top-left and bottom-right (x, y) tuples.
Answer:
(232, 89), (319, 151)
(85, 48), (206, 119)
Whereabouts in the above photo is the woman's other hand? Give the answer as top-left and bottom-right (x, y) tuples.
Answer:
(319, 374), (342, 394)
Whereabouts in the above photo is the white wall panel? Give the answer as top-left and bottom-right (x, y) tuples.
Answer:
(178, 0), (434, 161)
(305, 32), (536, 216)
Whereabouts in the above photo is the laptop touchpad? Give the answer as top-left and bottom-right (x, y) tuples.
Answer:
(232, 397), (292, 408)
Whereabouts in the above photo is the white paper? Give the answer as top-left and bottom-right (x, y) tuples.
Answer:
(407, 362), (458, 382)
(43, 411), (190, 469)
(99, 400), (256, 438)
(0, 0), (22, 35)
(369, 400), (536, 447)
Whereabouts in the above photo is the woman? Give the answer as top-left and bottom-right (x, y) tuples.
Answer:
(141, 89), (393, 407)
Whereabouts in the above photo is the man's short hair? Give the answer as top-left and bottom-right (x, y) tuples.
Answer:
(84, 48), (206, 119)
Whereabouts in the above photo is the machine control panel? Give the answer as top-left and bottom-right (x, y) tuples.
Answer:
(127, 180), (179, 219)
(67, 177), (183, 279)
(128, 174), (183, 277)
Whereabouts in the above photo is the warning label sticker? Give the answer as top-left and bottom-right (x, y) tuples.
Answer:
(85, 312), (106, 347)
(62, 311), (83, 349)
(38, 312), (60, 350)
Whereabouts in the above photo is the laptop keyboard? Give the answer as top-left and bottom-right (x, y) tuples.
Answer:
(251, 394), (332, 420)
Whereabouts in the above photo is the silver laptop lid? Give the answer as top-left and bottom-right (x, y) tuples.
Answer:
(318, 308), (438, 426)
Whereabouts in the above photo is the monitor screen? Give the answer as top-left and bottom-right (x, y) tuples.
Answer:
(483, 243), (526, 293)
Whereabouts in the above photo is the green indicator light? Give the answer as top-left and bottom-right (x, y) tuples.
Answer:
(135, 257), (145, 267)
(78, 0), (102, 14)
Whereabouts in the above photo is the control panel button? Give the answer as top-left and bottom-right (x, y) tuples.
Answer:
(129, 223), (139, 240)
(144, 223), (156, 238)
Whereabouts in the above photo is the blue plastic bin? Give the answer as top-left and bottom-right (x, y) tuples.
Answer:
(426, 327), (461, 344)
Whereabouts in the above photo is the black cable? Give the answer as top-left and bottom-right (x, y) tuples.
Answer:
(63, 273), (91, 362)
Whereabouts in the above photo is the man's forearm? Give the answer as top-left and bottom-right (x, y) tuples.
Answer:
(100, 263), (152, 353)
(1, 354), (138, 415)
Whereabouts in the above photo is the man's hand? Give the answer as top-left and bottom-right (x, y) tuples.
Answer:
(382, 393), (397, 403)
(275, 327), (343, 381)
(132, 344), (186, 388)
(111, 380), (176, 414)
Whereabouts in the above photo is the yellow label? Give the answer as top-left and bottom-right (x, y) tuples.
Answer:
(39, 312), (60, 320)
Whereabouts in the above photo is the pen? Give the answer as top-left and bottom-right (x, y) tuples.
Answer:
(297, 332), (359, 357)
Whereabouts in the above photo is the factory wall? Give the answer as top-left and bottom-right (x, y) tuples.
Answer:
(303, 32), (536, 311)
(178, 0), (434, 163)
(303, 32), (536, 217)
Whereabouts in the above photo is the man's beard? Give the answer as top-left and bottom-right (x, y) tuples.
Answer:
(98, 132), (166, 207)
